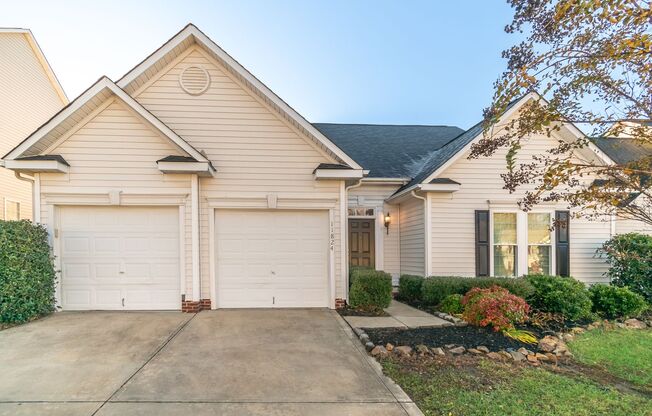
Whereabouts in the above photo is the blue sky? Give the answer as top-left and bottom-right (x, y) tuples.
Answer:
(3, 1), (518, 129)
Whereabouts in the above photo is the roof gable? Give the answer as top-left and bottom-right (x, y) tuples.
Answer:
(3, 77), (209, 165)
(116, 23), (362, 170)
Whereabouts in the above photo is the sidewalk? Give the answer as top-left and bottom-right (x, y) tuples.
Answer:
(343, 300), (453, 329)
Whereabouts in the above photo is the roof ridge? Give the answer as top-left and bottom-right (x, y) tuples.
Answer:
(313, 122), (462, 128)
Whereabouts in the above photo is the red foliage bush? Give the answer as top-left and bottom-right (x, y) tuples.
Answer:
(461, 285), (530, 331)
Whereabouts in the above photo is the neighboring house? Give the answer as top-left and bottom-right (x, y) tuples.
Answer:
(2, 24), (648, 312)
(0, 29), (68, 221)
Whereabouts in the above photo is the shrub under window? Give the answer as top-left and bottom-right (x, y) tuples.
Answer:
(462, 285), (530, 332)
(397, 275), (424, 305)
(1, 221), (56, 324)
(589, 284), (647, 319)
(525, 274), (593, 321)
(348, 269), (392, 312)
(420, 276), (534, 307)
(599, 233), (652, 303)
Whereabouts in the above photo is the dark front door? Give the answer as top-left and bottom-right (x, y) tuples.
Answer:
(349, 219), (375, 267)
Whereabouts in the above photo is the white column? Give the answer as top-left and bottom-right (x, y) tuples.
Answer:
(424, 193), (432, 276)
(191, 174), (200, 301)
(339, 181), (348, 302)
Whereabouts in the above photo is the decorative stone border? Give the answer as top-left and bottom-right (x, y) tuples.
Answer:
(431, 311), (467, 327)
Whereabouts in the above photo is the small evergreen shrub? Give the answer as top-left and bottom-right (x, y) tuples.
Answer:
(525, 274), (593, 321)
(461, 286), (530, 331)
(349, 269), (392, 312)
(599, 233), (652, 303)
(349, 266), (374, 285)
(397, 275), (424, 305)
(589, 284), (648, 319)
(420, 276), (534, 306)
(438, 294), (463, 314)
(1, 220), (56, 324)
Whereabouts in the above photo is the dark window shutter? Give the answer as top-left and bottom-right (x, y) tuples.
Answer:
(555, 211), (570, 277)
(475, 210), (490, 276)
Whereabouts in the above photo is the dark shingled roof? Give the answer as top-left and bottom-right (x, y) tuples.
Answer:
(156, 155), (198, 163)
(15, 154), (70, 166)
(590, 137), (652, 165)
(313, 163), (352, 173)
(313, 123), (464, 178)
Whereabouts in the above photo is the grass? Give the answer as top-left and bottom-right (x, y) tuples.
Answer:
(569, 328), (652, 387)
(382, 356), (652, 416)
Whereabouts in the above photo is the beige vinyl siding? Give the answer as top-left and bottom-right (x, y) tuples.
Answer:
(133, 46), (346, 300)
(348, 183), (401, 277)
(0, 32), (65, 220)
(616, 218), (652, 235)
(430, 129), (611, 283)
(41, 99), (193, 290)
(399, 196), (425, 276)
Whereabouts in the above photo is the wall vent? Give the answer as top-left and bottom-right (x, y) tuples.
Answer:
(179, 66), (210, 95)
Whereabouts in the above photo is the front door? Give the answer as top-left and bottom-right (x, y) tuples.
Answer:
(349, 219), (375, 267)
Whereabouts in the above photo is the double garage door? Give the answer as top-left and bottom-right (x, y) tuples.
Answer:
(59, 207), (329, 310)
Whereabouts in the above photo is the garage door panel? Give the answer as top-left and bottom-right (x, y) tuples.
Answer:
(215, 210), (329, 308)
(60, 206), (180, 310)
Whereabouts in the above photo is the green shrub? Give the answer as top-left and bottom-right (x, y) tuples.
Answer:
(398, 275), (424, 305)
(420, 276), (534, 307)
(589, 284), (648, 319)
(349, 265), (374, 285)
(599, 233), (652, 303)
(1, 220), (56, 324)
(462, 286), (530, 332)
(525, 274), (593, 321)
(349, 269), (392, 312)
(438, 294), (463, 314)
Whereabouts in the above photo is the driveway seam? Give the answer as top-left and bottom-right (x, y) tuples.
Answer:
(331, 311), (417, 416)
(90, 312), (197, 416)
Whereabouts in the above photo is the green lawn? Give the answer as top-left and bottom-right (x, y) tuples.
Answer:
(382, 357), (652, 416)
(569, 328), (652, 387)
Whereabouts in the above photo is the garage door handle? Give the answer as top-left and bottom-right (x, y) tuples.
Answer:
(271, 271), (276, 275)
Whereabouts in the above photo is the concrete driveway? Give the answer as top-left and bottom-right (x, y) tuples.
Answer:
(0, 309), (418, 415)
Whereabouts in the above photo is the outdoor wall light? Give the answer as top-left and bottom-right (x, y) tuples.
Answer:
(384, 213), (391, 234)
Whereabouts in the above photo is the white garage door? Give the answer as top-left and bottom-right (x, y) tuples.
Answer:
(59, 206), (180, 310)
(215, 210), (329, 308)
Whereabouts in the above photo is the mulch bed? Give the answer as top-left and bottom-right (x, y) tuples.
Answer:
(364, 325), (542, 351)
(337, 307), (390, 317)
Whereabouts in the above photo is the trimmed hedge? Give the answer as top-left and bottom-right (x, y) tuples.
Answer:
(1, 221), (56, 324)
(525, 274), (593, 321)
(600, 233), (652, 303)
(397, 275), (424, 304)
(589, 284), (648, 319)
(438, 294), (463, 315)
(349, 269), (392, 312)
(420, 276), (534, 307)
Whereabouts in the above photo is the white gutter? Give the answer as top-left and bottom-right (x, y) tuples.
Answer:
(361, 177), (411, 185)
(13, 172), (40, 222)
(411, 190), (432, 277)
(343, 179), (363, 301)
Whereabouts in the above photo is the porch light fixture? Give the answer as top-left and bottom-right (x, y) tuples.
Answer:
(384, 213), (391, 234)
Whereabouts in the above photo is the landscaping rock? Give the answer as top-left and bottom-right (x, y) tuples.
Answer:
(561, 333), (575, 343)
(385, 343), (394, 352)
(353, 327), (364, 337)
(545, 353), (558, 364)
(486, 352), (504, 361)
(371, 345), (389, 357)
(509, 351), (526, 362)
(431, 347), (445, 356)
(467, 348), (483, 355)
(444, 344), (457, 349)
(395, 346), (413, 356)
(526, 354), (539, 363)
(535, 353), (548, 361)
(553, 342), (569, 356)
(538, 335), (560, 353)
(616, 322), (627, 329)
(416, 344), (429, 354)
(518, 347), (534, 356)
(476, 346), (490, 353)
(449, 346), (466, 355)
(570, 327), (585, 334)
(498, 350), (513, 360)
(359, 333), (370, 343)
(624, 318), (647, 329)
(365, 342), (375, 351)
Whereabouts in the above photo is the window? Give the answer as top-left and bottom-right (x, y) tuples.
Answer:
(493, 213), (517, 276)
(528, 213), (551, 274)
(348, 207), (375, 217)
(5, 200), (20, 221)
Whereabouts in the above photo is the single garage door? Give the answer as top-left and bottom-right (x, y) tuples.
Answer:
(215, 210), (329, 308)
(59, 206), (180, 310)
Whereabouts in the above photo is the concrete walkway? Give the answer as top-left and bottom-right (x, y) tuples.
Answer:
(0, 309), (421, 416)
(344, 300), (452, 329)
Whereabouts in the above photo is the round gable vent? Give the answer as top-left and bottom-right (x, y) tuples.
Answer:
(179, 66), (210, 95)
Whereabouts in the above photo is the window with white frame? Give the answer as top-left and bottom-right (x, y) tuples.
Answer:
(493, 212), (518, 277)
(527, 213), (552, 275)
(347, 207), (375, 217)
(4, 200), (20, 221)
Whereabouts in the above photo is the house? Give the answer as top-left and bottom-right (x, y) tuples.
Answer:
(0, 29), (68, 221)
(2, 24), (649, 312)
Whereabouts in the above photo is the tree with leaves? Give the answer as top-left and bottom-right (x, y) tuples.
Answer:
(470, 0), (652, 226)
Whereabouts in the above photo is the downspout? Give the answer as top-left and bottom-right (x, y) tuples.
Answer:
(14, 171), (40, 223)
(343, 179), (363, 301)
(191, 174), (200, 303)
(411, 190), (431, 277)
